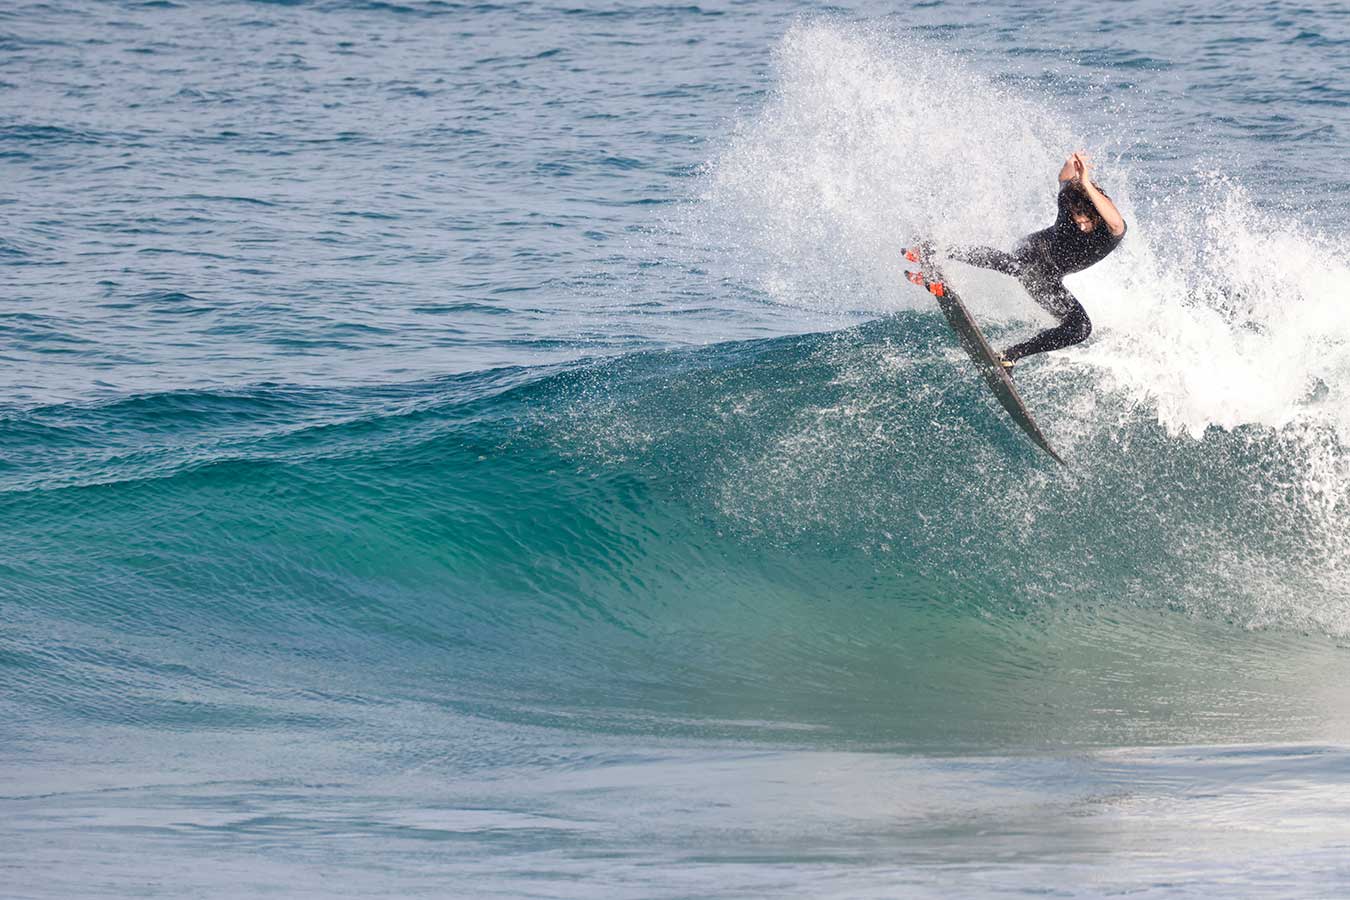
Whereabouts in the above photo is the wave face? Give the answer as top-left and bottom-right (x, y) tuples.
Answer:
(7, 319), (1350, 751)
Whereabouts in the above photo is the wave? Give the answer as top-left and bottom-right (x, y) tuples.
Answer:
(5, 317), (1350, 748)
(7, 20), (1350, 751)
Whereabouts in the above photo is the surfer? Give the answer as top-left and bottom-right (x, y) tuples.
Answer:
(946, 152), (1126, 369)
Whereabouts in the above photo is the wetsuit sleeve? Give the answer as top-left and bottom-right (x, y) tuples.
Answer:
(947, 245), (1023, 276)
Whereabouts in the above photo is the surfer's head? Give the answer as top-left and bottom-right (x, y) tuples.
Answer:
(1063, 182), (1105, 233)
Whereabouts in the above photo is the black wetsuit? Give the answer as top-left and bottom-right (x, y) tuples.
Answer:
(949, 184), (1125, 362)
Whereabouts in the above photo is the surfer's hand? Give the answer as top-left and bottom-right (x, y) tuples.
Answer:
(1072, 153), (1090, 182)
(1059, 152), (1089, 184)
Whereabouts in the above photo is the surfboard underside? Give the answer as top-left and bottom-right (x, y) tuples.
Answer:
(922, 263), (1065, 465)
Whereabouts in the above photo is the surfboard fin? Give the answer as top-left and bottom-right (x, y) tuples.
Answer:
(904, 269), (947, 297)
(903, 244), (946, 297)
(901, 241), (935, 265)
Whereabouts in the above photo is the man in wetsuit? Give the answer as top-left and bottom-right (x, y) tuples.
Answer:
(948, 152), (1126, 369)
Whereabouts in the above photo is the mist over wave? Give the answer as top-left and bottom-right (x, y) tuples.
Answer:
(697, 22), (1350, 436)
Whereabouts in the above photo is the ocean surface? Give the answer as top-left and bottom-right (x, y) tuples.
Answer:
(5, 0), (1350, 896)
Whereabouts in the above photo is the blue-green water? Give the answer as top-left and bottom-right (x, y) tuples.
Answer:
(5, 1), (1350, 896)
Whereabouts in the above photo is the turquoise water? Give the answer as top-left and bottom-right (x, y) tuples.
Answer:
(6, 1), (1350, 896)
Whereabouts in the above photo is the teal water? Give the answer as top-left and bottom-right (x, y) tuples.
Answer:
(5, 1), (1350, 896)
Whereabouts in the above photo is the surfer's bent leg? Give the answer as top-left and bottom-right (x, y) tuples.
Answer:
(1002, 279), (1092, 363)
(946, 245), (1023, 276)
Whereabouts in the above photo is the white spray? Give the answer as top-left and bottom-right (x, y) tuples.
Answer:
(691, 21), (1350, 634)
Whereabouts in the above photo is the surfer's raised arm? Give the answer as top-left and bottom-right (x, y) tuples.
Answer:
(1079, 180), (1126, 237)
(1061, 152), (1126, 237)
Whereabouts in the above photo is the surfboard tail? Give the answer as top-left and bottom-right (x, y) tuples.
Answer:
(904, 269), (946, 297)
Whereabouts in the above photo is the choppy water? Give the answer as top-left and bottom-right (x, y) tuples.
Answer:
(5, 1), (1350, 897)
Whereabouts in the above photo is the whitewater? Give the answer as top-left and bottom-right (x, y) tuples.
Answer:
(4, 1), (1350, 897)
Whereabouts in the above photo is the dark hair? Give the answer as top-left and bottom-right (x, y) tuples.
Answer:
(1063, 181), (1106, 225)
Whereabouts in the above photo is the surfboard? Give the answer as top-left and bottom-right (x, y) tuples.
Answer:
(903, 252), (1065, 465)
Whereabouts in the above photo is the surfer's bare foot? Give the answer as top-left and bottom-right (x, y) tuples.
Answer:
(997, 353), (1015, 372)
